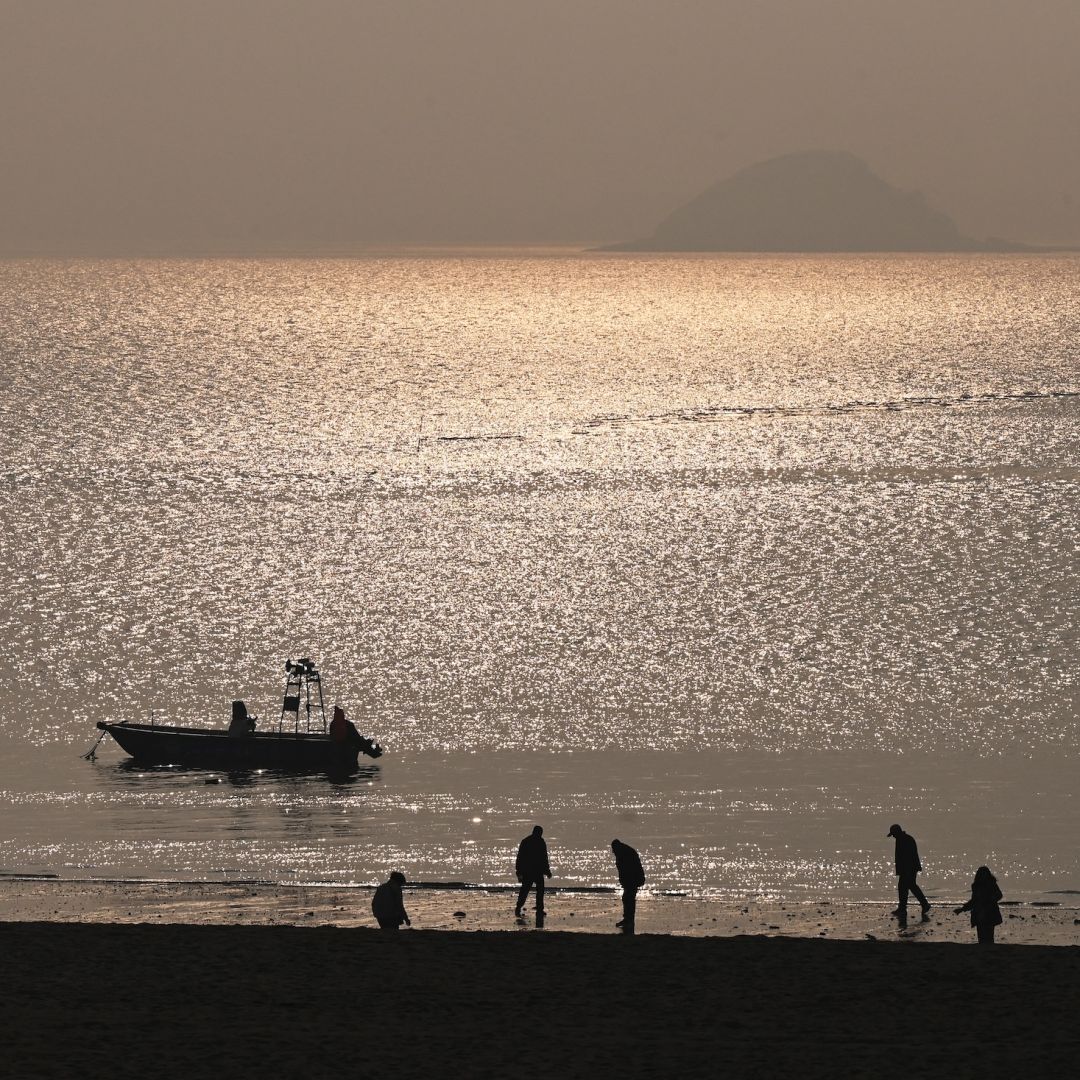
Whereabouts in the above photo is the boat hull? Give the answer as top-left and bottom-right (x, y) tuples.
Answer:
(97, 721), (374, 774)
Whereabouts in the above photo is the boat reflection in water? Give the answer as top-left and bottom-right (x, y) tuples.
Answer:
(95, 657), (383, 777)
(108, 758), (382, 789)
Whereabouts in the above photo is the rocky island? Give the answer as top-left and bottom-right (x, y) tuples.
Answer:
(604, 150), (1037, 252)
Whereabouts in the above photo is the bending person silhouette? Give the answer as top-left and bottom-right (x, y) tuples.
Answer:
(888, 823), (930, 927)
(515, 825), (552, 918)
(954, 866), (1003, 944)
(372, 871), (411, 930)
(611, 839), (645, 934)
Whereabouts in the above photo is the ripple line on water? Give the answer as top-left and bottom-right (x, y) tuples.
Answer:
(581, 387), (1080, 431)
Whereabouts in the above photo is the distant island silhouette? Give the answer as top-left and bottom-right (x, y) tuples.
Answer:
(602, 151), (1045, 253)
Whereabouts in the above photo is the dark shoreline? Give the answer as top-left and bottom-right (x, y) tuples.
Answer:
(5, 921), (1079, 1079)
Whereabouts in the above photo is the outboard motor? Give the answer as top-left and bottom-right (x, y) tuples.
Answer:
(347, 722), (383, 759)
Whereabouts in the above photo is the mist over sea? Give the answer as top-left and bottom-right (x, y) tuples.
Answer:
(1, 253), (1077, 901)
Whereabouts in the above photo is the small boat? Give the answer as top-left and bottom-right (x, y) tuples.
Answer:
(94, 657), (383, 774)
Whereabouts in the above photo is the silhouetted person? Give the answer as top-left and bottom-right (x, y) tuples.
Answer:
(514, 825), (551, 917)
(372, 871), (411, 930)
(228, 700), (255, 737)
(955, 866), (1003, 944)
(888, 823), (930, 927)
(611, 839), (645, 934)
(329, 704), (348, 742)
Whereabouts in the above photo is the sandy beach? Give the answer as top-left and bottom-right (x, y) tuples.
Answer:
(4, 913), (1079, 1079)
(4, 878), (1080, 1077)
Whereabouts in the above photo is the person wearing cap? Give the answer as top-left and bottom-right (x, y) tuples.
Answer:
(611, 839), (646, 934)
(372, 871), (411, 930)
(887, 823), (930, 927)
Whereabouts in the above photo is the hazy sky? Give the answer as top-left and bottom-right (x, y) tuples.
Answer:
(2, 0), (1078, 252)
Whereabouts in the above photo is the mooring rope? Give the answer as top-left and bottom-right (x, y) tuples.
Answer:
(81, 728), (109, 761)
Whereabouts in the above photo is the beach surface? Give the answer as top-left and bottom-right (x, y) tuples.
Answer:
(4, 915), (1078, 1079)
(3, 876), (1078, 945)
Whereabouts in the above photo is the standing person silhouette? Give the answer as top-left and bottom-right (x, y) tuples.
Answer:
(888, 823), (931, 927)
(954, 866), (1003, 944)
(514, 825), (552, 918)
(611, 839), (645, 934)
(371, 871), (411, 930)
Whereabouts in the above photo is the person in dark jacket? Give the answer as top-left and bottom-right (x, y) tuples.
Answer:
(514, 825), (552, 917)
(954, 866), (1003, 944)
(329, 704), (348, 742)
(888, 823), (931, 927)
(611, 839), (646, 934)
(372, 871), (411, 930)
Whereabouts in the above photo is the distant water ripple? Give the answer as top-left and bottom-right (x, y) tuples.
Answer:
(581, 386), (1080, 431)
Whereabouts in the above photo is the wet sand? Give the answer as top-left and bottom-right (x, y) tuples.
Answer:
(4, 916), (1079, 1079)
(2, 876), (1078, 945)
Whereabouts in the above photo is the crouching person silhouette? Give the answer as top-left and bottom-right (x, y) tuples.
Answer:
(611, 839), (645, 934)
(954, 866), (1003, 944)
(372, 871), (411, 930)
(515, 825), (552, 919)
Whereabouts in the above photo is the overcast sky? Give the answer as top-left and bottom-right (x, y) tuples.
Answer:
(2, 0), (1078, 252)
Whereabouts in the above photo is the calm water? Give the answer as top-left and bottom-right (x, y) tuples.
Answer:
(1, 253), (1077, 900)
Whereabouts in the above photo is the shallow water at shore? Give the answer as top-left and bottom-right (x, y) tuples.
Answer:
(3, 743), (1078, 902)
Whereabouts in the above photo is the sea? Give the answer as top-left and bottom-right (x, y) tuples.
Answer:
(1, 252), (1077, 902)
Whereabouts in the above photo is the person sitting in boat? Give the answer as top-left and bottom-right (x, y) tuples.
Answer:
(330, 705), (349, 742)
(372, 872), (411, 930)
(228, 700), (256, 737)
(328, 704), (383, 759)
(330, 705), (376, 751)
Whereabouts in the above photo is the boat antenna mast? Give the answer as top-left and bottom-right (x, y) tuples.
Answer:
(280, 657), (327, 734)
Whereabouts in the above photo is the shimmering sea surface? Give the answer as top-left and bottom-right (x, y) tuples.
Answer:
(1, 253), (1077, 900)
